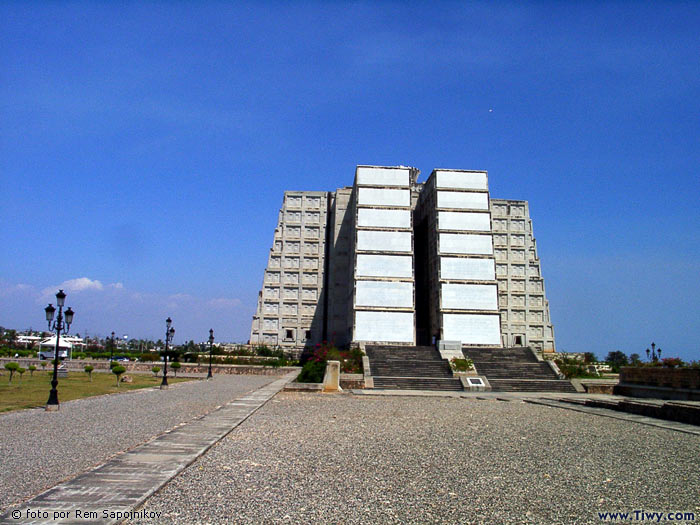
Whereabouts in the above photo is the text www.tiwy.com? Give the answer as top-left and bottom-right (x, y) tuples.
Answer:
(598, 510), (696, 522)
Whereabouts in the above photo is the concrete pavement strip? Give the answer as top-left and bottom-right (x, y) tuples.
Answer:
(525, 398), (700, 436)
(1, 373), (297, 525)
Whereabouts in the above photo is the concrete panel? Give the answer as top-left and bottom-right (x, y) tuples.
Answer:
(356, 280), (413, 308)
(442, 314), (502, 345)
(437, 191), (489, 210)
(440, 257), (495, 280)
(358, 188), (410, 207)
(356, 254), (413, 278)
(438, 211), (491, 231)
(357, 230), (412, 252)
(441, 283), (498, 310)
(356, 167), (410, 187)
(436, 171), (488, 190)
(354, 311), (414, 343)
(439, 233), (493, 255)
(358, 208), (411, 228)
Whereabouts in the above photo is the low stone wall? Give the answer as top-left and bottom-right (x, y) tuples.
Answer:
(340, 373), (364, 390)
(0, 357), (298, 377)
(619, 367), (700, 390)
(615, 367), (700, 401)
(578, 379), (618, 395)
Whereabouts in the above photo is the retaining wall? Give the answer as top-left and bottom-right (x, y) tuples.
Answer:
(0, 358), (298, 377)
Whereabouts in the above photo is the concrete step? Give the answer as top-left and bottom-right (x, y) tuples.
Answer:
(373, 377), (464, 392)
(472, 363), (556, 380)
(488, 379), (577, 393)
(371, 368), (453, 379)
(465, 347), (539, 364)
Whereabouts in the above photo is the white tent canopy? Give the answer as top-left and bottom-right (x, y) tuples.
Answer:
(39, 336), (72, 349)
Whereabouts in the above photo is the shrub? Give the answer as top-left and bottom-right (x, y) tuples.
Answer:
(139, 352), (160, 362)
(17, 367), (26, 383)
(450, 358), (474, 372)
(661, 357), (684, 369)
(109, 360), (118, 369)
(554, 357), (599, 379)
(84, 365), (94, 381)
(182, 352), (200, 364)
(4, 362), (19, 384)
(40, 361), (47, 370)
(302, 341), (362, 373)
(111, 365), (126, 386)
(171, 361), (181, 377)
(28, 364), (37, 377)
(0, 348), (32, 358)
(151, 366), (161, 377)
(256, 345), (284, 358)
(228, 346), (253, 356)
(297, 360), (326, 383)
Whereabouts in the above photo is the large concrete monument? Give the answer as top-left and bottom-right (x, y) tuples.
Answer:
(249, 166), (556, 354)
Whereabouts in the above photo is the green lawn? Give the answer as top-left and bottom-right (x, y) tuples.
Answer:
(0, 370), (194, 413)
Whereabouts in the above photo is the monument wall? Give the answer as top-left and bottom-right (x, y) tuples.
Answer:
(249, 166), (557, 353)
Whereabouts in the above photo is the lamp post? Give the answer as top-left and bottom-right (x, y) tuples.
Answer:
(109, 331), (115, 364)
(161, 318), (175, 389)
(44, 289), (75, 411)
(207, 329), (214, 379)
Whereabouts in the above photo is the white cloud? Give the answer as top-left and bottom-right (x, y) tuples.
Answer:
(2, 278), (250, 342)
(207, 298), (242, 309)
(42, 277), (104, 297)
(0, 282), (35, 297)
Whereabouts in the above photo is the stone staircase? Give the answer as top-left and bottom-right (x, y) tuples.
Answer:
(366, 345), (463, 392)
(464, 346), (577, 393)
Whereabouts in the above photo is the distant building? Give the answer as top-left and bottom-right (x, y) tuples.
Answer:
(250, 166), (556, 353)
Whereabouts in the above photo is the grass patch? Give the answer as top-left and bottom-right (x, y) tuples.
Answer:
(0, 371), (193, 413)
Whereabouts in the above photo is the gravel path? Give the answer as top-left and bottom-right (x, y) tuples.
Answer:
(131, 393), (700, 525)
(0, 374), (274, 511)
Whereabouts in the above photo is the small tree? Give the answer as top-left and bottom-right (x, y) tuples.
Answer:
(17, 367), (26, 384)
(4, 362), (19, 384)
(84, 365), (94, 381)
(151, 366), (161, 377)
(40, 361), (47, 371)
(605, 351), (629, 373)
(28, 364), (37, 377)
(629, 353), (642, 366)
(112, 365), (126, 387)
(583, 352), (597, 364)
(171, 361), (181, 377)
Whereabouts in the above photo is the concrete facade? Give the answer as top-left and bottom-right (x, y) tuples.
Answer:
(350, 166), (419, 346)
(490, 199), (556, 352)
(414, 170), (501, 347)
(249, 166), (557, 353)
(249, 191), (329, 349)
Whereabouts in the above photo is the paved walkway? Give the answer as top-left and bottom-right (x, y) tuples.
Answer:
(0, 375), (276, 511)
(525, 398), (700, 435)
(128, 392), (700, 524)
(0, 373), (295, 525)
(353, 389), (700, 434)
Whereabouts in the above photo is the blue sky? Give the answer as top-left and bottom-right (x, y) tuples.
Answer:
(1, 2), (698, 360)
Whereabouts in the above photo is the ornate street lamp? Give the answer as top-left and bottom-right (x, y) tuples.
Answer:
(109, 331), (116, 364)
(207, 328), (215, 379)
(161, 318), (175, 389)
(44, 289), (75, 411)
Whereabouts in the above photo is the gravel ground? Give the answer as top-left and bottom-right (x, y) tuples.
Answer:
(131, 393), (700, 525)
(0, 374), (274, 511)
